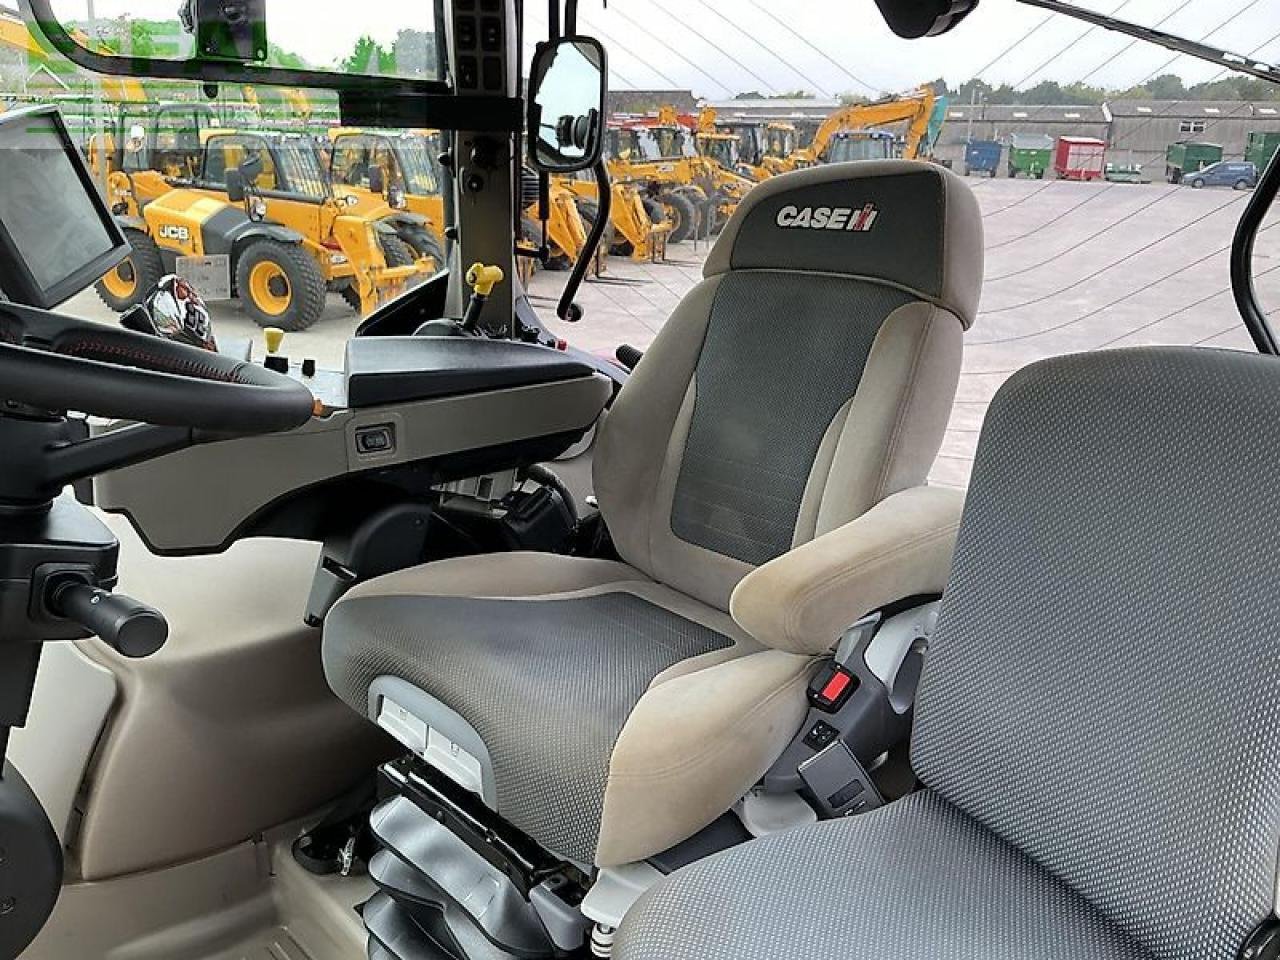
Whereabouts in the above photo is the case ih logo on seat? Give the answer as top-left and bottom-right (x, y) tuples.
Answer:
(775, 203), (879, 232)
(159, 224), (191, 242)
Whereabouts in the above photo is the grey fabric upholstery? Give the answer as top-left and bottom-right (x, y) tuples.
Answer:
(670, 273), (913, 564)
(615, 347), (1280, 960)
(913, 347), (1280, 960)
(615, 790), (1150, 960)
(324, 591), (732, 863)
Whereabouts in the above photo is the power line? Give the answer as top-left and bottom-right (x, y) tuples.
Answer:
(1125, 0), (1268, 89)
(595, 5), (738, 98)
(987, 187), (1179, 279)
(1102, 260), (1280, 348)
(687, 0), (834, 99)
(739, 0), (879, 95)
(645, 0), (782, 95)
(968, 13), (1056, 82)
(984, 183), (1120, 253)
(1012, 0), (1141, 90)
(974, 190), (1249, 324)
(1075, 0), (1198, 85)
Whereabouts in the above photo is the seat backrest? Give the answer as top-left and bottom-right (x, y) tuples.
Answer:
(913, 347), (1280, 960)
(593, 161), (982, 610)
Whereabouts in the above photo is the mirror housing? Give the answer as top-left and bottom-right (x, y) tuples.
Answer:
(368, 165), (388, 195)
(872, 0), (979, 37)
(179, 0), (269, 62)
(225, 169), (247, 203)
(527, 36), (607, 174)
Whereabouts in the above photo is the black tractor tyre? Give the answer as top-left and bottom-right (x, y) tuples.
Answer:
(95, 228), (165, 313)
(659, 191), (698, 244)
(380, 233), (417, 268)
(234, 239), (327, 332)
(576, 199), (618, 256)
(339, 284), (362, 313)
(400, 227), (446, 272)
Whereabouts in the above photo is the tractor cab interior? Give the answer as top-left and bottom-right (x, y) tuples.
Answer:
(0, 0), (1277, 959)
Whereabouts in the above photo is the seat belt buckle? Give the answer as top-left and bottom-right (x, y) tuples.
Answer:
(806, 612), (882, 713)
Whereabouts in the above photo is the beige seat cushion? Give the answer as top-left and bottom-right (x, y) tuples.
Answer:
(325, 552), (812, 866)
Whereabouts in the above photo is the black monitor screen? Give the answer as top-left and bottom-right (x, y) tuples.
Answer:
(0, 106), (127, 309)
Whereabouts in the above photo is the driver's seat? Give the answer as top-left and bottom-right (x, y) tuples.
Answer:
(322, 161), (982, 867)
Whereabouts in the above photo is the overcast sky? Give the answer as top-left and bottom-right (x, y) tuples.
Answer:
(58, 0), (1280, 97)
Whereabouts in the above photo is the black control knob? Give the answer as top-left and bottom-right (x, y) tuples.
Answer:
(48, 581), (168, 658)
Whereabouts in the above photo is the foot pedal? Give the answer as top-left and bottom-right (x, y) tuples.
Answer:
(369, 796), (553, 956)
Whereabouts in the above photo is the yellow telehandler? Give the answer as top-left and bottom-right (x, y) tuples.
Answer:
(95, 114), (424, 329)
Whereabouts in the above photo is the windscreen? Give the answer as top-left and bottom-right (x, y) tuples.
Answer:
(274, 140), (328, 199)
(0, 110), (117, 297)
(397, 137), (441, 196)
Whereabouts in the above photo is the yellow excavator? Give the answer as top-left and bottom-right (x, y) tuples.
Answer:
(779, 85), (940, 171)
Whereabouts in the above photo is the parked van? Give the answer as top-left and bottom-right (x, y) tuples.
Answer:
(1186, 160), (1258, 190)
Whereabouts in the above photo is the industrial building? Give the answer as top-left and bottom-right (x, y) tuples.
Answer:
(937, 99), (1279, 176)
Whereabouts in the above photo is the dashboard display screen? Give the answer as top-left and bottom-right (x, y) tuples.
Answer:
(0, 106), (126, 308)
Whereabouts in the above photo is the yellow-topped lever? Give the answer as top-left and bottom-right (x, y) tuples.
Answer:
(264, 327), (285, 355)
(465, 263), (504, 297)
(461, 263), (505, 332)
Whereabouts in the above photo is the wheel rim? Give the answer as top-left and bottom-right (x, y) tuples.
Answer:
(248, 261), (292, 316)
(102, 258), (138, 300)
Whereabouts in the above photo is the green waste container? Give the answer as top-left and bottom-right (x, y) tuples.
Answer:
(1008, 134), (1053, 179)
(1246, 132), (1280, 172)
(1165, 141), (1223, 183)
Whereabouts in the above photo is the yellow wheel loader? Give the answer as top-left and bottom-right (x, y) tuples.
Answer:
(556, 175), (671, 263)
(607, 123), (708, 244)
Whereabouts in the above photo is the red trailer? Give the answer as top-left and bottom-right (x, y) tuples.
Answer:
(1054, 136), (1106, 181)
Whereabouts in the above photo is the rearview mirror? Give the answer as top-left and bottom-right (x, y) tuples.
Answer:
(27, 0), (442, 83)
(527, 36), (606, 174)
(225, 169), (246, 203)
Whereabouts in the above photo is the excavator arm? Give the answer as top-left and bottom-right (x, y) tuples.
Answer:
(806, 85), (937, 162)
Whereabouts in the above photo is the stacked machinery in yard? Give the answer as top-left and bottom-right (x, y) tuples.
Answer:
(1165, 140), (1223, 184)
(94, 107), (425, 330)
(780, 85), (941, 170)
(1008, 133), (1053, 178)
(693, 113), (797, 181)
(607, 120), (709, 243)
(1053, 136), (1107, 181)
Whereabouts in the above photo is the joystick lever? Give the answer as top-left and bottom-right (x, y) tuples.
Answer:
(461, 263), (504, 332)
(46, 577), (168, 659)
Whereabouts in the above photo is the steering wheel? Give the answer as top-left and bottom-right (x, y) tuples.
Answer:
(0, 302), (316, 434)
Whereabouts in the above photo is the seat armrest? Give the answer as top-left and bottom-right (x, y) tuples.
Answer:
(730, 486), (965, 656)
